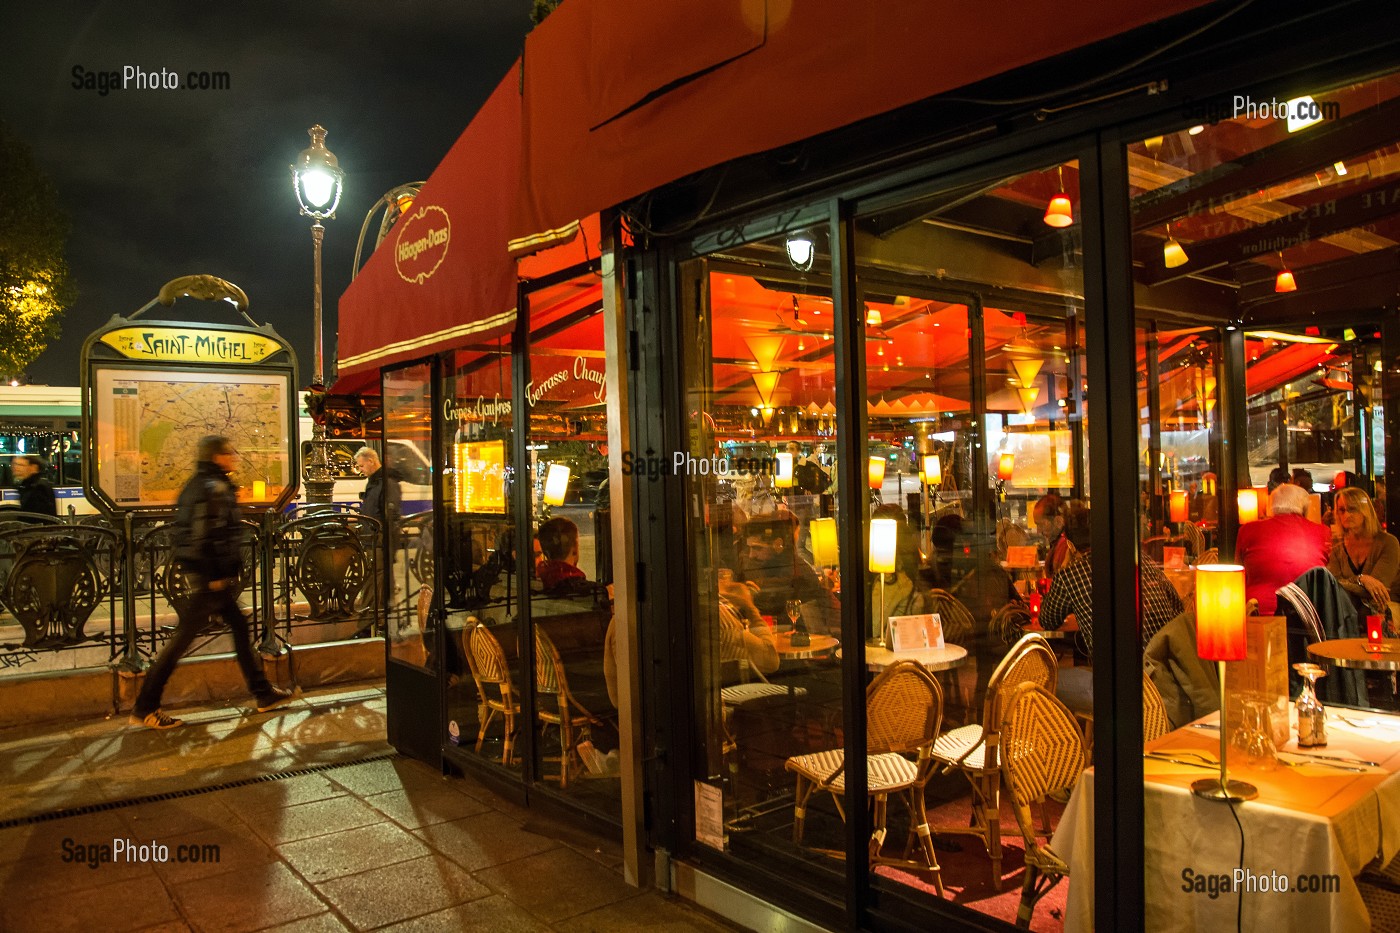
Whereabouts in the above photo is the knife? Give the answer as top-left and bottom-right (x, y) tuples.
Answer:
(1144, 753), (1217, 770)
(1288, 751), (1381, 767)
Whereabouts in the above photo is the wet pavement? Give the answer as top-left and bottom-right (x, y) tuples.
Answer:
(0, 683), (740, 932)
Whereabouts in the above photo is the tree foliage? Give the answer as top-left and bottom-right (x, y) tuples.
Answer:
(0, 121), (74, 379)
(530, 0), (563, 27)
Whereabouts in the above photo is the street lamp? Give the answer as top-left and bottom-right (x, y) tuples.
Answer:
(291, 125), (344, 503)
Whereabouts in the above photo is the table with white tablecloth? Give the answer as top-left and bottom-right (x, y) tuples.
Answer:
(1052, 708), (1400, 932)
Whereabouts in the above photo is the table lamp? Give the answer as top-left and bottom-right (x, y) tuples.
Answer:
(868, 456), (886, 489)
(921, 454), (941, 487)
(1170, 490), (1188, 524)
(1193, 564), (1257, 802)
(809, 517), (838, 568)
(1236, 489), (1259, 525)
(997, 452), (1015, 482)
(543, 464), (571, 506)
(252, 480), (267, 501)
(869, 518), (897, 648)
(775, 452), (794, 489)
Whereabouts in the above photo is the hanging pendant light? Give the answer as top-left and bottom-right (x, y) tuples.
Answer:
(1042, 165), (1073, 228)
(1163, 223), (1189, 269)
(1274, 251), (1297, 293)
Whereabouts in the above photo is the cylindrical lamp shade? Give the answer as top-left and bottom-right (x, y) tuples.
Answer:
(869, 519), (897, 574)
(1056, 450), (1071, 476)
(253, 480), (267, 501)
(867, 456), (886, 489)
(1307, 493), (1322, 523)
(1202, 472), (1217, 495)
(997, 452), (1015, 482)
(810, 517), (839, 567)
(1195, 564), (1247, 661)
(1237, 489), (1259, 524)
(543, 464), (571, 506)
(1255, 487), (1271, 518)
(1170, 490), (1188, 523)
(775, 452), (794, 488)
(921, 454), (941, 486)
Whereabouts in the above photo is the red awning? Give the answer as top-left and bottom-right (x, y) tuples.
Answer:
(510, 0), (1215, 242)
(336, 65), (524, 377)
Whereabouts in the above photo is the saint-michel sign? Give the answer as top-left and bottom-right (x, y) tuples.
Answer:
(98, 325), (282, 364)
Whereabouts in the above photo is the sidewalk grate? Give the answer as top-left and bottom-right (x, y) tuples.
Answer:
(0, 751), (400, 830)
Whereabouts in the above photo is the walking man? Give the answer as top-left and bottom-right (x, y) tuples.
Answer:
(13, 454), (57, 515)
(130, 436), (293, 729)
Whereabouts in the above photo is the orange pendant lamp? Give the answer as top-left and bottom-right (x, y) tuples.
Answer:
(1274, 251), (1297, 293)
(1042, 165), (1074, 228)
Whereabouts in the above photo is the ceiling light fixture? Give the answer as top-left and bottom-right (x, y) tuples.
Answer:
(1274, 251), (1297, 293)
(1163, 223), (1189, 269)
(1334, 160), (1348, 176)
(785, 233), (815, 271)
(1188, 125), (1205, 136)
(1286, 95), (1323, 133)
(1042, 166), (1073, 228)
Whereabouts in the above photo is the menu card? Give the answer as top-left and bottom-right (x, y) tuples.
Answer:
(1006, 545), (1039, 569)
(889, 613), (944, 652)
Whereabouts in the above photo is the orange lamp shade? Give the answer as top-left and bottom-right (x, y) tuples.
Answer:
(1195, 564), (1247, 661)
(1043, 195), (1074, 228)
(1306, 493), (1322, 523)
(252, 480), (267, 500)
(775, 452), (794, 488)
(997, 452), (1015, 482)
(1256, 487), (1272, 517)
(869, 519), (897, 574)
(810, 517), (838, 567)
(543, 464), (571, 506)
(867, 456), (886, 489)
(1237, 489), (1259, 524)
(1333, 471), (1348, 489)
(921, 454), (941, 486)
(1170, 490), (1188, 523)
(1274, 269), (1297, 293)
(1201, 472), (1217, 495)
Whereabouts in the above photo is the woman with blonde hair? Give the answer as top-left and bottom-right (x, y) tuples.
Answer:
(1326, 486), (1400, 612)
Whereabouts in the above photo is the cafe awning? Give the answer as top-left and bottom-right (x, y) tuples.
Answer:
(510, 0), (1216, 243)
(340, 0), (1217, 379)
(336, 65), (525, 379)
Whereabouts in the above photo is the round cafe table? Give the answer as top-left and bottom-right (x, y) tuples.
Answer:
(836, 642), (967, 672)
(774, 631), (839, 660)
(1308, 638), (1400, 671)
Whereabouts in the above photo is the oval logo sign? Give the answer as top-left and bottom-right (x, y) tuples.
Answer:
(394, 205), (450, 285)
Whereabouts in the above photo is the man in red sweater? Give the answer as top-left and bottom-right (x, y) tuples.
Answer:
(1236, 482), (1331, 614)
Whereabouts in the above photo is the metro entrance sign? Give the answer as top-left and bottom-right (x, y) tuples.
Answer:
(79, 274), (300, 516)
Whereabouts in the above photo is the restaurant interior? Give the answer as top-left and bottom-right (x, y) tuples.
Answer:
(378, 64), (1400, 931)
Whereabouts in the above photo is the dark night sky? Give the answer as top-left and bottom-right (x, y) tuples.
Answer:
(0, 1), (534, 386)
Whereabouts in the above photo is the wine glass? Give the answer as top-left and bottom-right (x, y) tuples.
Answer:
(786, 598), (809, 647)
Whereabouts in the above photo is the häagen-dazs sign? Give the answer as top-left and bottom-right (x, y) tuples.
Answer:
(395, 205), (451, 285)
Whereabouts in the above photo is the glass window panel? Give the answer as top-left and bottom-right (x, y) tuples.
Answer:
(525, 270), (618, 816)
(680, 230), (845, 888)
(442, 342), (521, 771)
(382, 362), (436, 672)
(854, 157), (1085, 924)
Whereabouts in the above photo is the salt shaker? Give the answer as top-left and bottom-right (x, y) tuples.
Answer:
(1292, 663), (1328, 748)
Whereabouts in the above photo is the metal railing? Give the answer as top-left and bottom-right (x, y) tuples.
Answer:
(0, 507), (422, 678)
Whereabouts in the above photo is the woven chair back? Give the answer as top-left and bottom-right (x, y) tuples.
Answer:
(1179, 522), (1205, 559)
(534, 627), (568, 698)
(926, 589), (975, 644)
(999, 681), (1085, 807)
(1196, 547), (1219, 566)
(866, 659), (944, 756)
(1142, 668), (1171, 742)
(990, 600), (1032, 648)
(986, 632), (1058, 731)
(468, 622), (512, 688)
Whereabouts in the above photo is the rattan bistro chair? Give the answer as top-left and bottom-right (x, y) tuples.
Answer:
(999, 681), (1085, 929)
(786, 660), (947, 895)
(930, 631), (1057, 886)
(1142, 668), (1171, 743)
(462, 619), (519, 765)
(534, 627), (606, 788)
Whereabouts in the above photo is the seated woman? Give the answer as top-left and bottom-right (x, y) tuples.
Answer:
(717, 580), (780, 681)
(1237, 482), (1330, 614)
(1326, 486), (1399, 613)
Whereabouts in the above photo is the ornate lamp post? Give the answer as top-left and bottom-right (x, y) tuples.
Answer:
(291, 125), (344, 503)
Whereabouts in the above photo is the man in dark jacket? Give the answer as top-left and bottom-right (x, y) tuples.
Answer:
(130, 436), (293, 729)
(356, 446), (401, 528)
(13, 455), (57, 515)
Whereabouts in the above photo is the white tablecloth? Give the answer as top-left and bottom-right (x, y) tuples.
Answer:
(1053, 711), (1400, 932)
